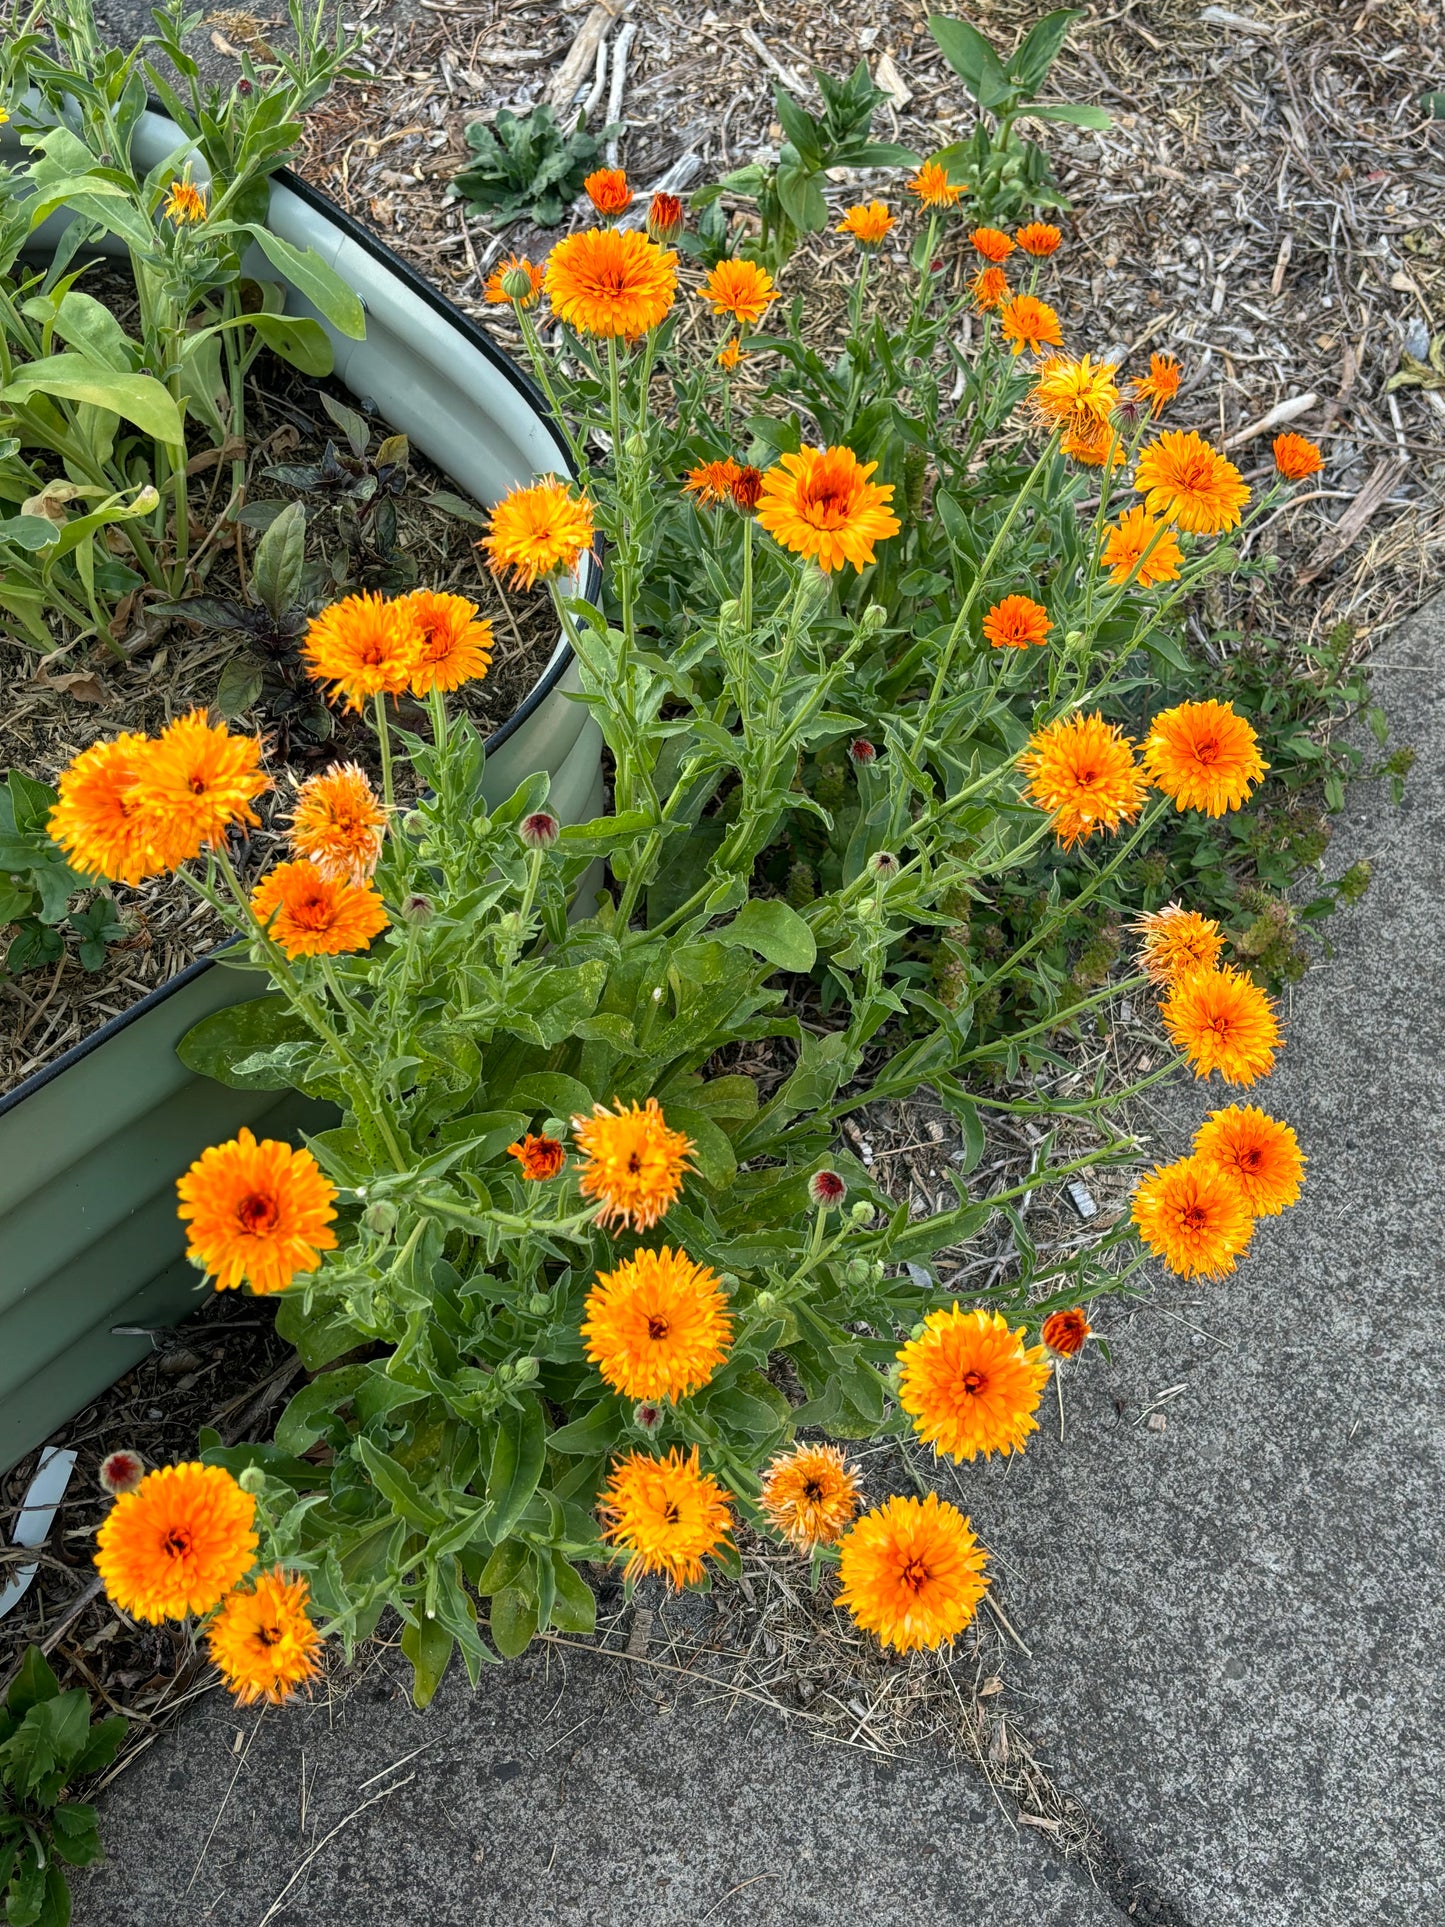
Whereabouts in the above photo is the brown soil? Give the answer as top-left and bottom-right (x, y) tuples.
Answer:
(0, 279), (559, 1095)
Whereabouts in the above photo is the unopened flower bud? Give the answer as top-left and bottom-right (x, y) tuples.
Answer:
(403, 809), (427, 837)
(753, 1289), (779, 1313)
(858, 602), (887, 637)
(844, 1258), (870, 1285)
(631, 1400), (664, 1435)
(625, 431), (648, 463)
(868, 850), (899, 879)
(402, 892), (434, 924)
(647, 192), (685, 243)
(237, 77), (254, 95)
(99, 1450), (145, 1495)
(850, 1200), (875, 1225)
(501, 263), (536, 301)
(512, 1356), (539, 1384)
(809, 1170), (847, 1208)
(237, 1464), (267, 1494)
(848, 739), (877, 766)
(519, 810), (560, 850)
(496, 910), (524, 942)
(729, 465), (764, 511)
(528, 1293), (550, 1316)
(363, 1200), (398, 1237)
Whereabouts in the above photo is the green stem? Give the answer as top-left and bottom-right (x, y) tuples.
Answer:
(373, 692), (396, 810)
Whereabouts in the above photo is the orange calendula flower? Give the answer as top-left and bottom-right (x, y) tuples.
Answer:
(1272, 432), (1324, 481)
(982, 593), (1051, 650)
(482, 478), (595, 591)
(47, 733), (161, 884)
(730, 465), (764, 511)
(176, 1126), (338, 1295)
(683, 457), (743, 506)
(508, 1132), (566, 1180)
(1143, 699), (1267, 816)
(906, 160), (964, 208)
(484, 254), (544, 307)
(288, 762), (386, 882)
(898, 1305), (1051, 1462)
(1041, 1308), (1092, 1358)
(396, 587), (494, 695)
(164, 178), (207, 224)
(969, 225), (1015, 263)
(1032, 354), (1120, 441)
(600, 1447), (733, 1588)
(207, 1567), (322, 1706)
(701, 257), (779, 325)
(128, 710), (268, 869)
(1132, 1154), (1256, 1280)
(251, 859), (390, 961)
(1019, 711), (1149, 850)
(1063, 421), (1124, 468)
(572, 1097), (694, 1231)
(755, 444), (901, 574)
(302, 592), (423, 712)
(1133, 903), (1225, 986)
(838, 200), (894, 244)
(1162, 965), (1282, 1086)
(544, 227), (677, 337)
(837, 1493), (990, 1654)
(1192, 1105), (1305, 1217)
(717, 337), (747, 371)
(1016, 220), (1062, 257)
(1132, 352), (1181, 417)
(999, 292), (1063, 357)
(970, 264), (1011, 311)
(646, 191), (685, 244)
(95, 1463), (257, 1623)
(1135, 430), (1250, 536)
(758, 1443), (861, 1551)
(1101, 504), (1184, 587)
(583, 1247), (733, 1401)
(583, 167), (632, 216)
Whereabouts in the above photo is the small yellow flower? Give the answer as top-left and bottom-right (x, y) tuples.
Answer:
(164, 178), (208, 225)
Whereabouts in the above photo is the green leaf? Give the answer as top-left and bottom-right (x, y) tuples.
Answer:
(475, 1539), (529, 1595)
(274, 1365), (373, 1454)
(0, 514), (62, 552)
(489, 1582), (538, 1658)
(251, 499), (307, 620)
(6, 1646), (60, 1717)
(928, 14), (1015, 109)
(0, 355), (185, 444)
(242, 226), (367, 340)
(1007, 8), (1081, 92)
(662, 1104), (737, 1188)
(245, 309), (334, 377)
(546, 1399), (624, 1456)
(400, 1616), (454, 1708)
(355, 1436), (447, 1530)
(511, 1071), (595, 1123)
(1025, 102), (1112, 130)
(548, 1554), (597, 1633)
(486, 1398), (546, 1539)
(177, 995), (315, 1091)
(716, 898), (816, 972)
(213, 654), (264, 720)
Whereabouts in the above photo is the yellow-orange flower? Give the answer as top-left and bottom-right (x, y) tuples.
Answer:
(583, 167), (632, 216)
(758, 1444), (861, 1551)
(717, 337), (747, 370)
(288, 762), (385, 881)
(1135, 430), (1250, 535)
(1041, 1308), (1092, 1358)
(47, 733), (160, 884)
(1132, 1154), (1255, 1279)
(1192, 1105), (1305, 1216)
(545, 227), (677, 337)
(646, 192), (685, 244)
(1101, 504), (1183, 587)
(970, 225), (1014, 263)
(1132, 352), (1181, 416)
(1272, 432), (1324, 481)
(755, 444), (901, 574)
(583, 1247), (732, 1401)
(700, 257), (779, 324)
(128, 710), (268, 869)
(982, 593), (1051, 650)
(207, 1567), (322, 1705)
(897, 1305), (1051, 1462)
(396, 587), (493, 695)
(164, 178), (207, 224)
(730, 465), (764, 511)
(1000, 292), (1063, 357)
(302, 592), (422, 712)
(1063, 421), (1124, 468)
(176, 1125), (338, 1295)
(838, 201), (894, 244)
(837, 1494), (989, 1653)
(483, 478), (595, 591)
(1019, 711), (1149, 850)
(1031, 354), (1120, 441)
(508, 1132), (566, 1180)
(1016, 220), (1062, 257)
(683, 457), (742, 506)
(970, 264), (1010, 310)
(95, 1463), (257, 1623)
(1143, 699), (1266, 816)
(906, 161), (964, 208)
(1133, 903), (1225, 986)
(572, 1097), (694, 1231)
(600, 1447), (733, 1587)
(1162, 965), (1281, 1086)
(484, 254), (544, 307)
(251, 859), (390, 960)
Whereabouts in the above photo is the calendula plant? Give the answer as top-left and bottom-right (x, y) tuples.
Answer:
(57, 139), (1324, 1703)
(0, 0), (361, 654)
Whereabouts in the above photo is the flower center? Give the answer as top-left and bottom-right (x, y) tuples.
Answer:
(962, 1370), (985, 1396)
(256, 1622), (282, 1649)
(663, 1501), (681, 1525)
(236, 1190), (280, 1236)
(1181, 1204), (1209, 1231)
(188, 775), (207, 794)
(1194, 737), (1220, 764)
(803, 1478), (825, 1503)
(1239, 1148), (1262, 1171)
(899, 1556), (931, 1594)
(163, 1528), (192, 1561)
(647, 1315), (670, 1341)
